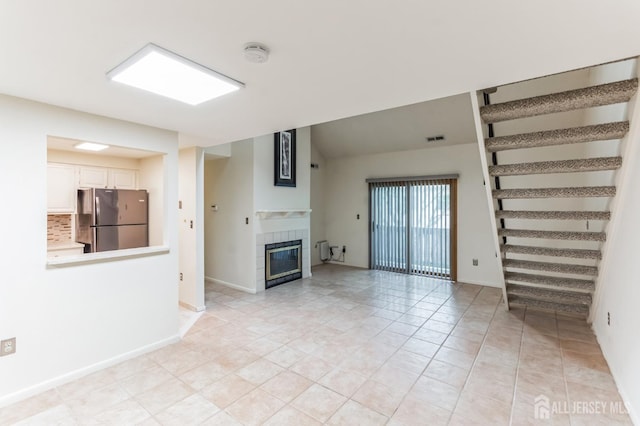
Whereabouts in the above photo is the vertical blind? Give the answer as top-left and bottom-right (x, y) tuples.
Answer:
(368, 176), (457, 280)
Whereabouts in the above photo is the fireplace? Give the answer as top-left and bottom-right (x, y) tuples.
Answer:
(265, 239), (302, 288)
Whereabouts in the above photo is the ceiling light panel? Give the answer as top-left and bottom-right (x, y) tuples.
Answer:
(107, 43), (244, 105)
(74, 142), (109, 151)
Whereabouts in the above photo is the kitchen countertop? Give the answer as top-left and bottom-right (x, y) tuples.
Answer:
(47, 241), (85, 251)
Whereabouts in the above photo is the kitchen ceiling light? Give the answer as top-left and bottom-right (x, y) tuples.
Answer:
(107, 43), (244, 105)
(74, 142), (109, 151)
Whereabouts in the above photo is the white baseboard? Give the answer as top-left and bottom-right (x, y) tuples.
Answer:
(178, 310), (205, 338)
(178, 301), (206, 312)
(205, 276), (256, 294)
(0, 334), (180, 409)
(456, 278), (502, 288)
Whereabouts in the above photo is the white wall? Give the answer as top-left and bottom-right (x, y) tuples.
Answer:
(0, 95), (179, 406)
(324, 143), (502, 287)
(204, 140), (256, 292)
(178, 147), (205, 311)
(310, 142), (326, 266)
(589, 60), (640, 424)
(253, 128), (311, 212)
(253, 127), (311, 235)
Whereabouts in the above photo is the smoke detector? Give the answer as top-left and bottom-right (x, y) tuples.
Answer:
(244, 43), (269, 63)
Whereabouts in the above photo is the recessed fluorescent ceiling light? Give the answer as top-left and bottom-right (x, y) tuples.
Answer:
(74, 142), (109, 151)
(107, 43), (244, 105)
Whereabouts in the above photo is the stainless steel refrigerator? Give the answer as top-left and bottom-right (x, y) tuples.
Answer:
(76, 188), (148, 253)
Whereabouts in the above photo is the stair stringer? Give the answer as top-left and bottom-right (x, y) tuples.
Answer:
(469, 91), (509, 310)
(589, 59), (640, 323)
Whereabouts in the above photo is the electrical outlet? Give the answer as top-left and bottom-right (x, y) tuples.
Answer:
(1, 338), (16, 356)
(608, 312), (611, 326)
(180, 273), (183, 281)
(473, 259), (478, 266)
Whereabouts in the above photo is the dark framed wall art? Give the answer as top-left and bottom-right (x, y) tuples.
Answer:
(274, 129), (296, 187)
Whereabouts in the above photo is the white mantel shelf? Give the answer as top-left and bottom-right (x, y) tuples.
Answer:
(255, 209), (312, 219)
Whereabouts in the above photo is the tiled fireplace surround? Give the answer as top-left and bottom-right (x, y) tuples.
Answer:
(256, 228), (311, 292)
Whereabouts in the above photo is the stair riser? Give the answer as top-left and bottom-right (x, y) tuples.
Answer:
(489, 157), (621, 177)
(507, 286), (592, 305)
(506, 281), (594, 294)
(498, 230), (605, 242)
(496, 211), (611, 221)
(486, 122), (629, 152)
(481, 79), (638, 123)
(504, 261), (598, 276)
(493, 187), (616, 199)
(508, 296), (589, 316)
(502, 245), (601, 259)
(505, 272), (595, 292)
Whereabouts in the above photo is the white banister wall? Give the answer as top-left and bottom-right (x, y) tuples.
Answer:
(591, 58), (640, 425)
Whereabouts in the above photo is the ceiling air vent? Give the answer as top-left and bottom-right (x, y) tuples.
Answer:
(425, 135), (445, 142)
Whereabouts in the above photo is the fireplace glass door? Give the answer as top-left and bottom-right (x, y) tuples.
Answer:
(265, 239), (302, 288)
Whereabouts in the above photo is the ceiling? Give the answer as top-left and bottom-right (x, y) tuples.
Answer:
(2, 1), (639, 148)
(311, 93), (475, 159)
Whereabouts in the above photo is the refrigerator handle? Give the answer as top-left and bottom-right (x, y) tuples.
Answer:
(95, 196), (100, 223)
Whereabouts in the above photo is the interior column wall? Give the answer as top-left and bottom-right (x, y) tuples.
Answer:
(204, 140), (256, 292)
(0, 95), (179, 406)
(178, 146), (205, 311)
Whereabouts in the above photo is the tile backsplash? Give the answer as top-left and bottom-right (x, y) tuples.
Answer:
(47, 214), (72, 243)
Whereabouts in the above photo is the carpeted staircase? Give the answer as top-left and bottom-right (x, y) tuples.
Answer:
(478, 76), (638, 318)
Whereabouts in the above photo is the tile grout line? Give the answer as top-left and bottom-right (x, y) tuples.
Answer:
(444, 289), (502, 424)
(508, 306), (529, 426)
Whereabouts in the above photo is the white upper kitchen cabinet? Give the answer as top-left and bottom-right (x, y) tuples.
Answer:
(78, 166), (109, 188)
(109, 168), (137, 189)
(79, 166), (137, 189)
(47, 163), (76, 213)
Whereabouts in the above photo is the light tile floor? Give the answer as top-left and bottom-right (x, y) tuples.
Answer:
(0, 265), (632, 425)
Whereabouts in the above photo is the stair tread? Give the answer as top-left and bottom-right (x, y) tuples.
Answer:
(498, 229), (605, 241)
(505, 272), (595, 292)
(493, 186), (616, 199)
(503, 259), (597, 276)
(501, 244), (601, 259)
(486, 122), (629, 152)
(496, 210), (611, 220)
(489, 157), (621, 176)
(508, 295), (589, 316)
(507, 284), (592, 305)
(481, 79), (638, 123)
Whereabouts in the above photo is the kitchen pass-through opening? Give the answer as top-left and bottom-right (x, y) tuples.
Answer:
(265, 239), (302, 289)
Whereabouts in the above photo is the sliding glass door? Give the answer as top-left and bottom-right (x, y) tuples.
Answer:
(369, 182), (408, 273)
(369, 176), (457, 280)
